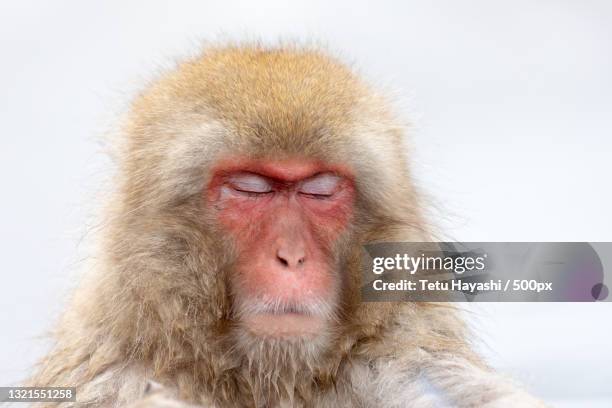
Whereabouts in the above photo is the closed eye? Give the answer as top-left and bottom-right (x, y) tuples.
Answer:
(299, 173), (341, 198)
(227, 173), (273, 195)
(300, 193), (333, 200)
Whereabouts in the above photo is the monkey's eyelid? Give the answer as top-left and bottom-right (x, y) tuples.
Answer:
(227, 173), (273, 193)
(299, 173), (342, 196)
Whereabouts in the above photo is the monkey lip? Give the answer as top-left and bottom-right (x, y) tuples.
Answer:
(242, 312), (325, 338)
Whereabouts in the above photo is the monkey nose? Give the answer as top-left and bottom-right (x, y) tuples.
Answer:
(276, 246), (306, 269)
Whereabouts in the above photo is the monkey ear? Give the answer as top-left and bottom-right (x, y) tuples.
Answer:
(143, 380), (165, 396)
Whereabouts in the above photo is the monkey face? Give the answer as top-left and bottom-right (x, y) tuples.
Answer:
(206, 156), (355, 339)
(97, 46), (414, 364)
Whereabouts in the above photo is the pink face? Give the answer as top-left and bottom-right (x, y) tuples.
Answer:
(206, 157), (355, 338)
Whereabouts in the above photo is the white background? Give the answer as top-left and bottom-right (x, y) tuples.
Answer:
(1, 1), (611, 406)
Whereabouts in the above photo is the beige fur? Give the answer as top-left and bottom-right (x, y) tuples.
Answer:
(30, 43), (546, 407)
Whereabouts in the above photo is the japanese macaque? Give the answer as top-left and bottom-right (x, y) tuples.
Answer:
(31, 44), (546, 407)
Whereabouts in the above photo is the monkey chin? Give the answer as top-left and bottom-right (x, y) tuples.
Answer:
(241, 313), (326, 339)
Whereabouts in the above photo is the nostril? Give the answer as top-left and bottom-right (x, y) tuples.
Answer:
(276, 248), (306, 269)
(277, 254), (289, 267)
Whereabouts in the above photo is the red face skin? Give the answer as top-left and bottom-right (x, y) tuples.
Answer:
(206, 157), (355, 338)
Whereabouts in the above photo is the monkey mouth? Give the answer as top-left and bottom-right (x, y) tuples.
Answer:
(269, 304), (307, 315)
(235, 298), (335, 338)
(241, 312), (326, 338)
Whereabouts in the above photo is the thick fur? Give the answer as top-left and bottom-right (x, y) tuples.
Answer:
(30, 44), (546, 407)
